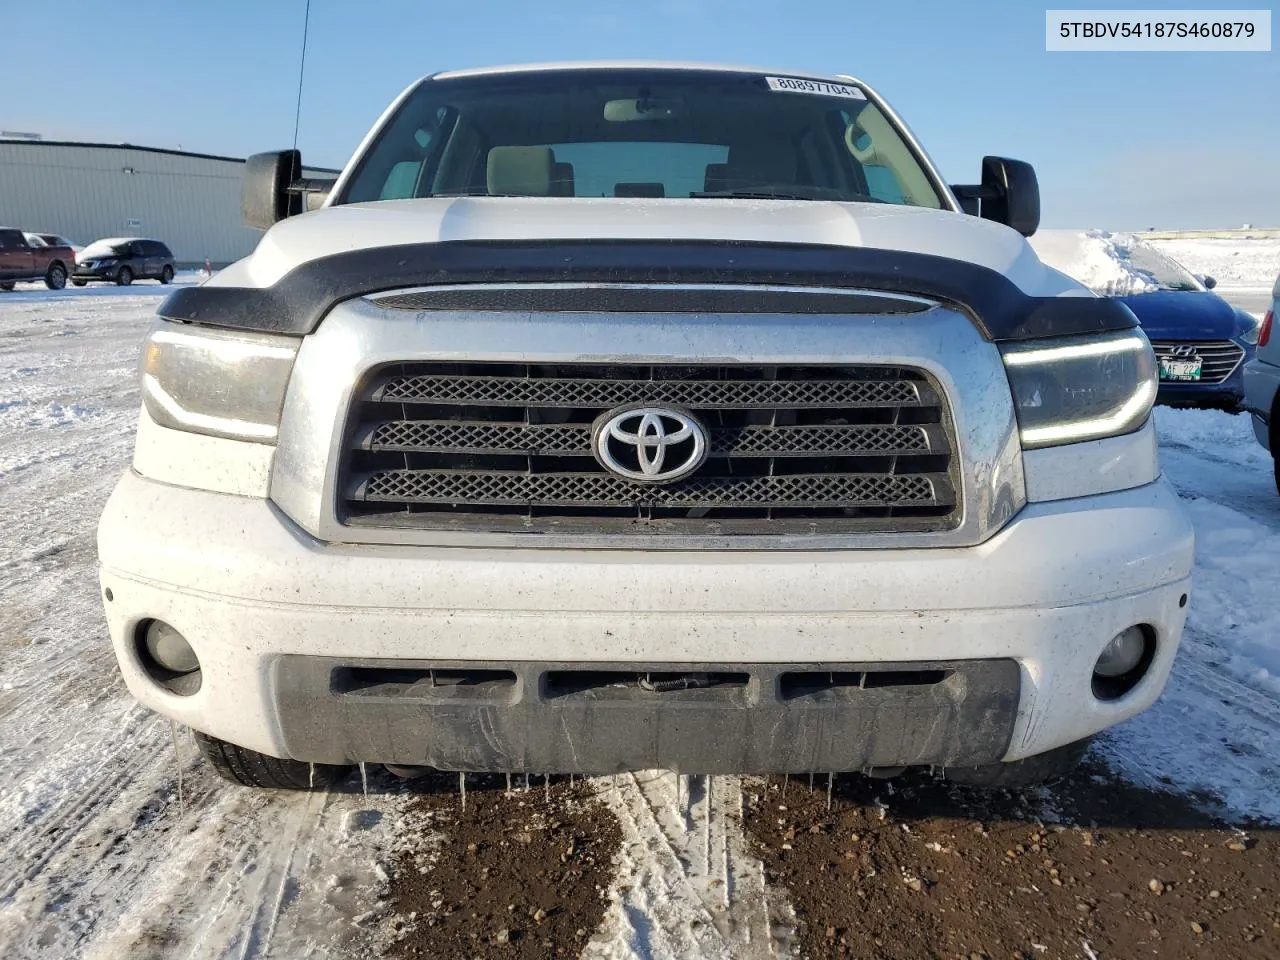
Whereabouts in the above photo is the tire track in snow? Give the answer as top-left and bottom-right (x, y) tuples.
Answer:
(0, 708), (170, 905)
(587, 772), (792, 959)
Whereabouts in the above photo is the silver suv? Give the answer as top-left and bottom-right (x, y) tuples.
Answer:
(97, 62), (1193, 791)
(1243, 271), (1280, 492)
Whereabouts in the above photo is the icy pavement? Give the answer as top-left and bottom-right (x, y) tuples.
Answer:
(1, 279), (1279, 957)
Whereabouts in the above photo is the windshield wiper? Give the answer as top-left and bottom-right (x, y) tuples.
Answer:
(691, 188), (885, 203)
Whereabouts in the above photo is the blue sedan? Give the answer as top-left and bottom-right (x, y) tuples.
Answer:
(1115, 246), (1259, 411)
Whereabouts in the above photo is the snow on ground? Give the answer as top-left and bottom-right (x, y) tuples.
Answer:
(1147, 236), (1280, 292)
(1155, 408), (1280, 694)
(0, 285), (411, 959)
(1, 269), (1280, 956)
(587, 773), (792, 960)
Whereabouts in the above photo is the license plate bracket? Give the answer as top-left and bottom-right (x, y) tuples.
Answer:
(1159, 357), (1202, 381)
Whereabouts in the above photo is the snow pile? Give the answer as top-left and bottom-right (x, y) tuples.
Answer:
(1156, 406), (1266, 459)
(1147, 237), (1280, 290)
(1028, 229), (1161, 296)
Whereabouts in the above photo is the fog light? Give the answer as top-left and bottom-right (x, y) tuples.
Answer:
(135, 620), (202, 695)
(1092, 625), (1155, 701)
(144, 621), (200, 674)
(1094, 626), (1147, 678)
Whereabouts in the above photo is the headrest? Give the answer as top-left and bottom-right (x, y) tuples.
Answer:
(615, 182), (665, 198)
(726, 144), (796, 186)
(381, 160), (422, 200)
(550, 161), (575, 197)
(703, 163), (728, 193)
(487, 146), (553, 196)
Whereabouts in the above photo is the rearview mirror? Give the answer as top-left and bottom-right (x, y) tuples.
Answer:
(603, 97), (686, 122)
(1201, 275), (1217, 290)
(949, 156), (1040, 237)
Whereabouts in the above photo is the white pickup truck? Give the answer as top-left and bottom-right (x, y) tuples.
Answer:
(97, 61), (1193, 790)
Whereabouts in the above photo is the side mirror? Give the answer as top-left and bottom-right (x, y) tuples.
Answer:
(242, 150), (304, 230)
(242, 150), (338, 229)
(949, 156), (1041, 237)
(1201, 275), (1218, 290)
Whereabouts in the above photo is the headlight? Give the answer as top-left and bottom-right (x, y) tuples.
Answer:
(1000, 329), (1157, 449)
(141, 324), (299, 443)
(1239, 313), (1261, 346)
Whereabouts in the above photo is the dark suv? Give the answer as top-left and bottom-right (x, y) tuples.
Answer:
(73, 238), (176, 286)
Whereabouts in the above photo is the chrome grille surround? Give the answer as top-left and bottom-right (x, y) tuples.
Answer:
(1150, 340), (1246, 385)
(268, 285), (1028, 550)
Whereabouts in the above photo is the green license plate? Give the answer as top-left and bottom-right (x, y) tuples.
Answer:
(1159, 357), (1202, 381)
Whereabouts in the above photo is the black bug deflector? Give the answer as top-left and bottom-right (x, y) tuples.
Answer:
(157, 239), (1138, 342)
(272, 657), (1020, 772)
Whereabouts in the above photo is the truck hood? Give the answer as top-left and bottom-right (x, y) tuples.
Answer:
(220, 197), (1088, 298)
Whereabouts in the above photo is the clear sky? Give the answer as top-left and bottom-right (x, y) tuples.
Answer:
(3, 0), (1275, 228)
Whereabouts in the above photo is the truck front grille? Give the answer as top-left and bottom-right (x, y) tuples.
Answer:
(339, 362), (959, 536)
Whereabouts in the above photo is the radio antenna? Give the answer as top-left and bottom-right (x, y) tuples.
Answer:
(291, 0), (312, 151)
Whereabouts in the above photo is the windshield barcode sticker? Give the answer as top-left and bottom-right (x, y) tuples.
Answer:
(765, 76), (866, 99)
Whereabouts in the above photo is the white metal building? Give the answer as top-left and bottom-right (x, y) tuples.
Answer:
(0, 140), (338, 265)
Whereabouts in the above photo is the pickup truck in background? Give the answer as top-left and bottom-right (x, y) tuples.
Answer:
(0, 227), (74, 290)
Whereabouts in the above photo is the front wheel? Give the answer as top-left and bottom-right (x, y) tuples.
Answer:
(941, 736), (1091, 789)
(193, 731), (352, 790)
(160, 264), (174, 285)
(116, 266), (133, 286)
(0, 282), (14, 292)
(45, 262), (67, 290)
(1273, 454), (1279, 497)
(71, 279), (87, 287)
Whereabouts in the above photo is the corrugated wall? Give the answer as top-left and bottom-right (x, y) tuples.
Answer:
(0, 141), (337, 265)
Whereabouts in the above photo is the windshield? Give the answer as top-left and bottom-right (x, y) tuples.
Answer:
(79, 240), (129, 260)
(338, 69), (944, 208)
(1124, 243), (1204, 292)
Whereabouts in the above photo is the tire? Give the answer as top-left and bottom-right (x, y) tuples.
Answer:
(1272, 403), (1280, 496)
(116, 266), (133, 286)
(193, 730), (352, 790)
(941, 736), (1091, 789)
(160, 264), (174, 285)
(71, 279), (87, 287)
(45, 262), (67, 290)
(0, 282), (14, 292)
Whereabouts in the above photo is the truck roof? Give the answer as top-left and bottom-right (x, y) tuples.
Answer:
(430, 60), (865, 86)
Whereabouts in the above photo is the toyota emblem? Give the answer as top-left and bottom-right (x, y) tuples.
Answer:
(592, 405), (708, 483)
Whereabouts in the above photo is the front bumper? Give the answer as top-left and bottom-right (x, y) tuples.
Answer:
(1243, 357), (1280, 451)
(73, 267), (115, 280)
(98, 470), (1194, 771)
(1155, 366), (1246, 410)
